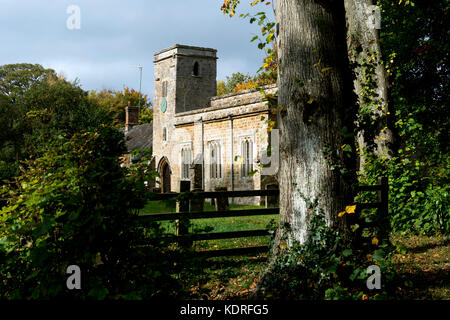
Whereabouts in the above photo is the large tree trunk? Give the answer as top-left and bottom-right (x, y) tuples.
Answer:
(344, 0), (395, 171)
(274, 0), (357, 247)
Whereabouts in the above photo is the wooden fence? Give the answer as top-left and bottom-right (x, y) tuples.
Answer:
(137, 177), (388, 257)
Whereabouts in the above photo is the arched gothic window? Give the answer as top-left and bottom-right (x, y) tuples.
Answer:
(241, 138), (253, 178)
(181, 146), (191, 180)
(209, 141), (222, 179)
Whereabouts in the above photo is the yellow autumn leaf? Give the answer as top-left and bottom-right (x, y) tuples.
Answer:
(313, 58), (321, 67)
(372, 237), (379, 246)
(338, 211), (346, 217)
(321, 67), (332, 72)
(345, 205), (357, 214)
(280, 241), (287, 249)
(307, 98), (314, 104)
(263, 63), (269, 68)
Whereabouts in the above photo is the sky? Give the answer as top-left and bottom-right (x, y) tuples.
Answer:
(0, 0), (275, 102)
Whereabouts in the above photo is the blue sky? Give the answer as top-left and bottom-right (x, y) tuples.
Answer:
(0, 0), (274, 102)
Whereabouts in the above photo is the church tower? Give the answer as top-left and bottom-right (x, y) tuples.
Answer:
(153, 44), (217, 192)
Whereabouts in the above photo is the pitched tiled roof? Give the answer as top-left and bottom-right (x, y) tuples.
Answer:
(123, 123), (153, 153)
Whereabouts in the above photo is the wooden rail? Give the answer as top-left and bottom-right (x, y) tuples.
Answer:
(146, 189), (279, 201)
(138, 208), (279, 222)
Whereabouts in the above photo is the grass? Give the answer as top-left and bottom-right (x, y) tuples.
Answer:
(140, 199), (266, 214)
(140, 199), (278, 250)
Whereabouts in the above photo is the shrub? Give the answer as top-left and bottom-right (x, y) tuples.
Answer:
(0, 127), (186, 299)
(359, 152), (449, 236)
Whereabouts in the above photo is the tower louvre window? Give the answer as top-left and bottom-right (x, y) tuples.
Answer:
(192, 62), (199, 76)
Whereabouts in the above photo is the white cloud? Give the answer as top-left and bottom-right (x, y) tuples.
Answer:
(1, 0), (274, 102)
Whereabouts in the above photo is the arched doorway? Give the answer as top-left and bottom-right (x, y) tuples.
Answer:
(157, 157), (171, 193)
(162, 162), (171, 193)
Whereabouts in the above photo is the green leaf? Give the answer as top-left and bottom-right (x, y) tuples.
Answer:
(342, 144), (352, 152)
(342, 249), (353, 257)
(327, 262), (338, 273)
(373, 249), (385, 261)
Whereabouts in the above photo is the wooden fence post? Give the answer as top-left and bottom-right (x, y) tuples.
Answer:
(190, 188), (204, 213)
(176, 180), (191, 248)
(214, 186), (229, 211)
(265, 184), (279, 208)
(378, 176), (390, 239)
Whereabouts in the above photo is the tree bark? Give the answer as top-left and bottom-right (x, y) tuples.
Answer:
(344, 0), (395, 170)
(274, 0), (357, 247)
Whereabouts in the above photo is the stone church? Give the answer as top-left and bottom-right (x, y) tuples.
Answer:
(125, 44), (278, 204)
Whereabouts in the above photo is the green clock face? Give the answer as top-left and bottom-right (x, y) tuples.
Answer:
(160, 98), (167, 113)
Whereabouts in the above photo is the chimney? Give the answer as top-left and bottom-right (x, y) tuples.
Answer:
(125, 101), (139, 131)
